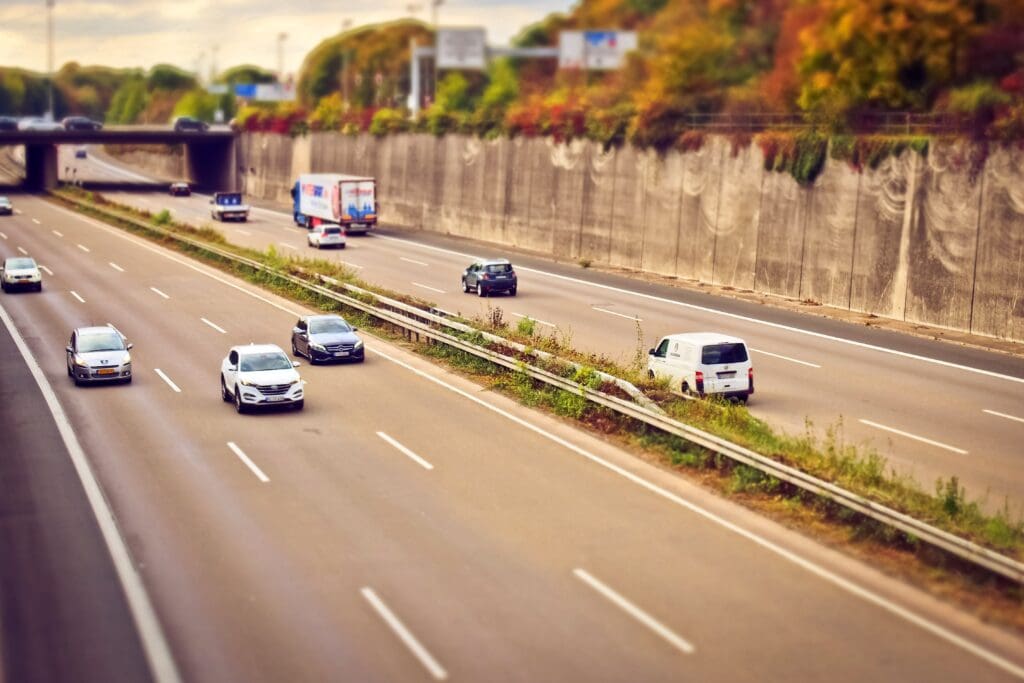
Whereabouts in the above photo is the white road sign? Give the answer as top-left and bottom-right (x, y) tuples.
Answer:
(559, 30), (638, 70)
(437, 28), (487, 70)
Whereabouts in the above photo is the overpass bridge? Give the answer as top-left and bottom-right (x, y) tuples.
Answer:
(0, 126), (238, 191)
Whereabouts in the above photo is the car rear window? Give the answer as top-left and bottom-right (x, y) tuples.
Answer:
(701, 343), (748, 365)
(485, 264), (512, 274)
(324, 227), (342, 235)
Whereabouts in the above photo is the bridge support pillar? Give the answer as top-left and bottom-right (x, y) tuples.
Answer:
(24, 144), (58, 192)
(184, 138), (237, 191)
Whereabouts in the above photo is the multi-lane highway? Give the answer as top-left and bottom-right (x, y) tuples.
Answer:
(2, 176), (1023, 679)
(69, 148), (1024, 511)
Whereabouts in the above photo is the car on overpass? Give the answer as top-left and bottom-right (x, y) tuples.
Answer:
(18, 117), (63, 131)
(66, 325), (133, 385)
(173, 116), (209, 132)
(169, 182), (191, 197)
(0, 116), (17, 131)
(62, 116), (103, 131)
(221, 344), (304, 413)
(0, 196), (12, 215)
(291, 314), (364, 364)
(74, 146), (88, 159)
(1, 256), (42, 292)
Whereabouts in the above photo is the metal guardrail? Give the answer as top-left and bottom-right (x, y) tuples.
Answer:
(62, 194), (1024, 584)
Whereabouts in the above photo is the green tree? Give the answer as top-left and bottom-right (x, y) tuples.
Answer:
(172, 89), (218, 121)
(147, 64), (196, 92)
(106, 79), (148, 123)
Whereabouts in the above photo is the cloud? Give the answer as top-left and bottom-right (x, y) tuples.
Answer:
(0, 0), (572, 74)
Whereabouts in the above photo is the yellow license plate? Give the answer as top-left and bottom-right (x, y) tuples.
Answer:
(97, 368), (116, 375)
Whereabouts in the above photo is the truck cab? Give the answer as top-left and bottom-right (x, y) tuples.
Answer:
(210, 192), (250, 222)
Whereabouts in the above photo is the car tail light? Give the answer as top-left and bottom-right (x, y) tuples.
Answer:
(481, 273), (491, 280)
(695, 370), (704, 395)
(748, 367), (754, 394)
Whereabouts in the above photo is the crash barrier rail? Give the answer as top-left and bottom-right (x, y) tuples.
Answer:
(61, 194), (1024, 584)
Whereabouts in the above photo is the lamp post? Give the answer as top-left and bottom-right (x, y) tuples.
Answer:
(340, 19), (353, 106)
(430, 0), (443, 105)
(46, 0), (55, 120)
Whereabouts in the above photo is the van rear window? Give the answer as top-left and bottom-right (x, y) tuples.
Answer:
(702, 343), (747, 364)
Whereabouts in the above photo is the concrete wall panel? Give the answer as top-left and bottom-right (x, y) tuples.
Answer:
(578, 145), (616, 265)
(607, 145), (646, 270)
(504, 138), (533, 250)
(711, 142), (762, 288)
(800, 156), (860, 307)
(905, 142), (982, 331)
(639, 149), (684, 277)
(754, 170), (809, 298)
(971, 147), (1024, 340)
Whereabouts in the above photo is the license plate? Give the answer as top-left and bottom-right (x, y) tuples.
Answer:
(334, 351), (349, 357)
(266, 396), (286, 402)
(97, 368), (116, 375)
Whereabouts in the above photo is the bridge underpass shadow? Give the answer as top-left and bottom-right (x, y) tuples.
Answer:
(58, 180), (172, 193)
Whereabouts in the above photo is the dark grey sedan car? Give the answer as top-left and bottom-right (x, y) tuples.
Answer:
(291, 314), (364, 363)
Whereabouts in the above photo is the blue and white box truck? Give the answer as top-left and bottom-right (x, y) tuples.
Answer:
(291, 173), (377, 234)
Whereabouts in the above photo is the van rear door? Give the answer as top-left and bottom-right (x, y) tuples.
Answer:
(699, 342), (750, 394)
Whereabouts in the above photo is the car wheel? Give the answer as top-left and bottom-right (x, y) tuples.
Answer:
(293, 400), (304, 411)
(681, 381), (691, 396)
(510, 286), (517, 296)
(461, 278), (469, 293)
(36, 283), (42, 292)
(477, 284), (487, 297)
(221, 375), (231, 401)
(235, 389), (246, 414)
(648, 370), (655, 380)
(291, 340), (300, 357)
(340, 243), (346, 249)
(1, 282), (6, 292)
(123, 376), (132, 385)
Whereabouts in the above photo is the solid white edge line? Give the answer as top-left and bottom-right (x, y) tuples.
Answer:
(376, 432), (435, 470)
(39, 265), (53, 275)
(0, 300), (181, 683)
(399, 256), (429, 266)
(70, 290), (85, 303)
(149, 287), (170, 300)
(592, 305), (642, 322)
(153, 368), (182, 393)
(858, 419), (968, 455)
(16, 246), (27, 255)
(234, 229), (252, 236)
(46, 197), (1024, 679)
(277, 242), (296, 250)
(52, 229), (64, 237)
(77, 243), (90, 252)
(226, 442), (270, 483)
(109, 262), (124, 272)
(411, 281), (445, 294)
(511, 312), (556, 327)
(360, 587), (448, 680)
(749, 347), (821, 368)
(372, 234), (1024, 386)
(983, 409), (1024, 425)
(365, 347), (1024, 680)
(200, 317), (227, 334)
(340, 260), (363, 269)
(573, 568), (695, 654)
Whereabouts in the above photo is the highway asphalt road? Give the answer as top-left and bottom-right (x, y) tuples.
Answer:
(2, 186), (1023, 680)
(69, 149), (1024, 512)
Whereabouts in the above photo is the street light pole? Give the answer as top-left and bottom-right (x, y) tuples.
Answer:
(340, 19), (353, 106)
(46, 0), (55, 120)
(430, 0), (443, 105)
(277, 32), (288, 82)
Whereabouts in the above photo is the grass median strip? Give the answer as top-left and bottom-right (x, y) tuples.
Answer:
(50, 187), (1024, 626)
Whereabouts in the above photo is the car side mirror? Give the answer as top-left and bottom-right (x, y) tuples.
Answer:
(65, 345), (72, 353)
(292, 361), (300, 368)
(352, 327), (358, 332)
(228, 364), (237, 371)
(292, 327), (302, 334)
(126, 343), (133, 350)
(648, 348), (655, 355)
(209, 199), (214, 204)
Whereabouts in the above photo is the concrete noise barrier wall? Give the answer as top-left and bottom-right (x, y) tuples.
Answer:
(212, 132), (1019, 342)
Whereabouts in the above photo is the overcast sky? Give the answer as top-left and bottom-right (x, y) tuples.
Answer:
(0, 0), (573, 76)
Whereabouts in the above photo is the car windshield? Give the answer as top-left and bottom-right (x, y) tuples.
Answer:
(309, 318), (351, 334)
(485, 263), (512, 274)
(239, 352), (293, 372)
(5, 258), (36, 270)
(701, 343), (748, 365)
(78, 333), (126, 353)
(0, 198), (10, 205)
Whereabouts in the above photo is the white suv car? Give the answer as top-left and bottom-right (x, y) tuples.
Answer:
(1, 256), (42, 292)
(220, 344), (304, 412)
(307, 223), (346, 249)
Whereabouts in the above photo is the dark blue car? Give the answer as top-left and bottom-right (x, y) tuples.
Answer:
(291, 314), (364, 364)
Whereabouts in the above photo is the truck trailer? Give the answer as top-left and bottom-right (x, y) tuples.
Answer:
(292, 174), (377, 234)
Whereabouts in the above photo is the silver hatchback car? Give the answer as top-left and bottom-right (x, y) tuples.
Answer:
(66, 325), (133, 385)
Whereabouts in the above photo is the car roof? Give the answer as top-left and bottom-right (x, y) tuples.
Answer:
(661, 332), (747, 346)
(0, 196), (10, 201)
(76, 325), (121, 336)
(304, 314), (346, 322)
(171, 181), (188, 186)
(479, 258), (511, 265)
(232, 343), (285, 355)
(4, 256), (36, 264)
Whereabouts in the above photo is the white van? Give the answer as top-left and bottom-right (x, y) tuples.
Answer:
(648, 333), (753, 402)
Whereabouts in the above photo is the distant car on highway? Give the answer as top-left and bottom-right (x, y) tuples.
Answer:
(210, 191), (249, 222)
(172, 116), (209, 132)
(291, 314), (364, 364)
(62, 116), (102, 131)
(18, 117), (63, 131)
(66, 325), (133, 385)
(307, 223), (346, 249)
(1, 256), (42, 292)
(74, 145), (88, 159)
(0, 196), (12, 215)
(648, 333), (753, 403)
(0, 116), (17, 131)
(461, 258), (518, 297)
(169, 182), (191, 197)
(221, 344), (304, 412)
